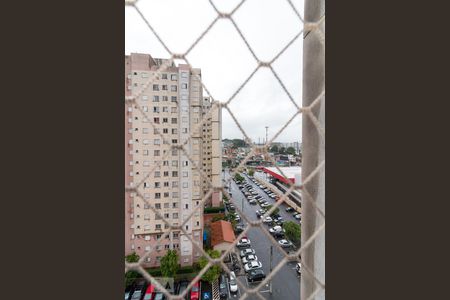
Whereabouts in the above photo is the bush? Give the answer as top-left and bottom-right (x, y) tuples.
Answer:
(204, 207), (225, 214)
(283, 221), (301, 243)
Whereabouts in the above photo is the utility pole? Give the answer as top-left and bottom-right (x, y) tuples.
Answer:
(269, 245), (273, 294)
(265, 126), (269, 146)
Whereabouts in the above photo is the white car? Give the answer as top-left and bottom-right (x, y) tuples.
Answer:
(294, 213), (301, 220)
(236, 238), (251, 248)
(261, 203), (270, 208)
(296, 263), (302, 275)
(229, 271), (238, 293)
(249, 199), (257, 205)
(242, 254), (258, 264)
(244, 260), (263, 272)
(240, 248), (255, 257)
(269, 225), (283, 233)
(278, 239), (293, 248)
(263, 216), (273, 223)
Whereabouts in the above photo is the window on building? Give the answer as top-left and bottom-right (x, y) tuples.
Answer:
(172, 171), (178, 177)
(171, 74), (177, 80)
(143, 150), (149, 156)
(172, 139), (178, 144)
(153, 117), (160, 124)
(171, 85), (177, 92)
(154, 150), (160, 156)
(172, 202), (178, 208)
(153, 95), (159, 102)
(182, 182), (188, 188)
(163, 106), (168, 112)
(182, 83), (188, 89)
(154, 139), (160, 145)
(182, 171), (188, 177)
(164, 192), (169, 198)
(171, 107), (177, 113)
(172, 181), (178, 188)
(163, 171), (169, 177)
(153, 107), (160, 113)
(153, 84), (159, 91)
(155, 171), (161, 178)
(171, 118), (177, 124)
(162, 85), (168, 90)
(182, 128), (188, 133)
(155, 193), (161, 199)
(154, 182), (160, 188)
(163, 118), (168, 123)
(171, 96), (177, 102)
(156, 224), (162, 230)
(142, 95), (148, 101)
(162, 96), (168, 101)
(172, 192), (178, 198)
(172, 149), (178, 156)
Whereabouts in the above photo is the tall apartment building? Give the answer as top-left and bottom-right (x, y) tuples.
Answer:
(125, 53), (209, 267)
(201, 97), (222, 207)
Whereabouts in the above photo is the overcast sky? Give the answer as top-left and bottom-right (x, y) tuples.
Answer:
(126, 0), (304, 143)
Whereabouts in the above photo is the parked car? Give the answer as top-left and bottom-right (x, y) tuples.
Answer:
(244, 261), (263, 272)
(286, 207), (295, 212)
(237, 237), (251, 248)
(296, 263), (302, 275)
(131, 279), (148, 300)
(278, 239), (293, 248)
(219, 274), (228, 299)
(261, 203), (270, 208)
(255, 195), (262, 200)
(240, 248), (255, 257)
(143, 284), (154, 300)
(190, 280), (200, 300)
(249, 199), (257, 205)
(235, 215), (241, 222)
(153, 292), (165, 300)
(251, 191), (258, 195)
(294, 213), (301, 220)
(273, 216), (283, 223)
(176, 280), (189, 297)
(242, 254), (258, 264)
(234, 224), (245, 234)
(247, 269), (266, 282)
(229, 271), (238, 293)
(125, 285), (133, 300)
(272, 231), (285, 238)
(256, 211), (262, 218)
(269, 225), (283, 233)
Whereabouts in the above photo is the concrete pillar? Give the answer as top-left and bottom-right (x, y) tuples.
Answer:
(301, 0), (325, 299)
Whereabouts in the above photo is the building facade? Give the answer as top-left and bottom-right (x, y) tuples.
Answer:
(125, 53), (211, 267)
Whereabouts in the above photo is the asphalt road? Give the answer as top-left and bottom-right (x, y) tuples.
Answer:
(223, 170), (301, 300)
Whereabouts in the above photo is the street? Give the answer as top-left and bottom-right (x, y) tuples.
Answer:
(223, 170), (301, 300)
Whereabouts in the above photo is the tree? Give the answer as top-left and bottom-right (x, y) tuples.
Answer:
(198, 250), (222, 283)
(283, 221), (301, 243)
(269, 145), (279, 153)
(266, 205), (280, 217)
(248, 169), (255, 177)
(234, 173), (244, 182)
(279, 147), (286, 154)
(286, 147), (296, 155)
(160, 250), (179, 278)
(125, 252), (140, 286)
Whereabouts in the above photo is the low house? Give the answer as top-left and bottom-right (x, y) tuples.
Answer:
(210, 220), (236, 253)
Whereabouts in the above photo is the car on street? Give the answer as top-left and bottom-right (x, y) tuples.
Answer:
(229, 205), (235, 211)
(240, 248), (255, 257)
(242, 254), (258, 264)
(236, 237), (251, 248)
(125, 285), (133, 300)
(278, 239), (293, 248)
(296, 263), (302, 275)
(285, 207), (295, 212)
(143, 284), (154, 300)
(219, 274), (228, 299)
(269, 225), (284, 233)
(190, 280), (200, 300)
(272, 231), (285, 238)
(153, 292), (166, 300)
(234, 224), (245, 234)
(247, 269), (266, 282)
(244, 260), (263, 272)
(229, 271), (238, 293)
(131, 279), (148, 300)
(176, 280), (189, 298)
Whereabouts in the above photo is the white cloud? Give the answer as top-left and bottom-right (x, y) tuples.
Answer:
(126, 0), (304, 143)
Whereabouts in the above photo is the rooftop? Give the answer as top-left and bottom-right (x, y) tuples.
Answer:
(210, 220), (236, 246)
(261, 166), (301, 184)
